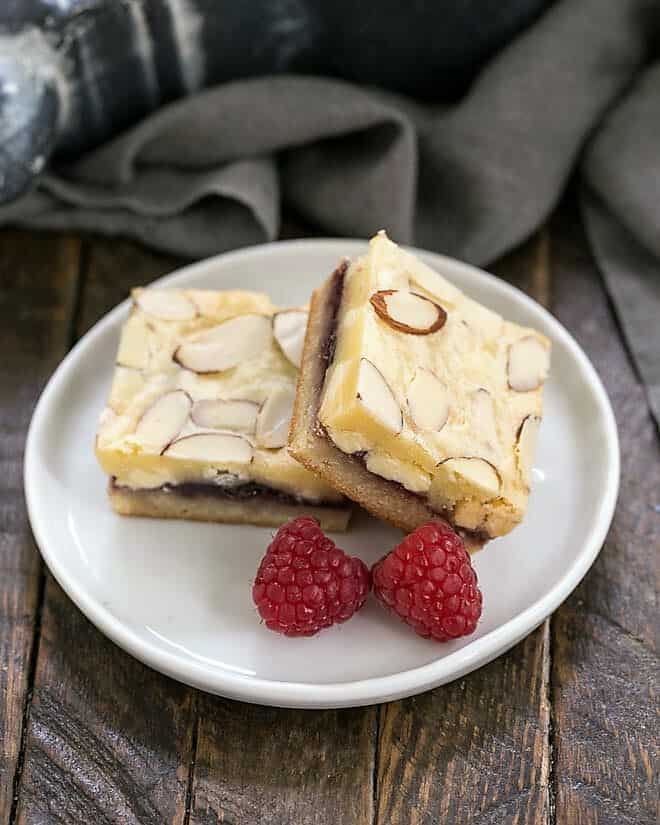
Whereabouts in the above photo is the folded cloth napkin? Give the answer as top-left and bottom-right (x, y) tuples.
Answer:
(2, 0), (659, 425)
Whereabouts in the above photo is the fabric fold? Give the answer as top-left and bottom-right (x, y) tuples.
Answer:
(0, 0), (659, 421)
(582, 192), (660, 428)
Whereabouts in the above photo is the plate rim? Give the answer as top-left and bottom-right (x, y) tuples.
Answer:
(24, 238), (620, 709)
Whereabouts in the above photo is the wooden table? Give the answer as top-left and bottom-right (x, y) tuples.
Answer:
(1, 205), (657, 825)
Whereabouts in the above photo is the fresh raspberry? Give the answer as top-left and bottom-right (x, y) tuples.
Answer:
(372, 521), (482, 642)
(252, 517), (371, 637)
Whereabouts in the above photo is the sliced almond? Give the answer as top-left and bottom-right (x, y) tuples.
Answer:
(174, 314), (273, 373)
(191, 399), (259, 434)
(134, 390), (192, 450)
(187, 289), (274, 319)
(365, 451), (431, 494)
(405, 262), (462, 306)
(508, 336), (550, 392)
(163, 432), (253, 463)
(471, 388), (498, 446)
(516, 415), (541, 483)
(356, 358), (403, 434)
(370, 290), (447, 335)
(437, 457), (501, 497)
(135, 290), (197, 321)
(273, 310), (308, 368)
(407, 368), (449, 431)
(376, 266), (410, 291)
(116, 312), (153, 369)
(256, 386), (296, 448)
(370, 231), (461, 305)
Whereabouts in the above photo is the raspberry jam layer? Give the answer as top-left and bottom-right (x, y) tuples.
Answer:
(110, 478), (342, 509)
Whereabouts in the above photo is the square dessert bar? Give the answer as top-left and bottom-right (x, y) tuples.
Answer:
(289, 232), (550, 549)
(96, 287), (351, 530)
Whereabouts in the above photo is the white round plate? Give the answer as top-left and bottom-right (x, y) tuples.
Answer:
(25, 240), (619, 709)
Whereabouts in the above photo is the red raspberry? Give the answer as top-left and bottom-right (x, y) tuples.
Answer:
(372, 521), (482, 642)
(252, 517), (371, 637)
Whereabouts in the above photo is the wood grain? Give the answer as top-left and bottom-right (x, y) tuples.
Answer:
(374, 233), (553, 825)
(189, 697), (376, 825)
(376, 626), (551, 824)
(14, 579), (196, 825)
(549, 208), (659, 825)
(0, 230), (81, 823)
(12, 236), (194, 825)
(491, 226), (552, 308)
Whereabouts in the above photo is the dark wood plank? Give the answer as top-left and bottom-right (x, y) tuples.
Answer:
(549, 207), (659, 825)
(376, 626), (551, 824)
(15, 579), (196, 825)
(13, 236), (194, 825)
(0, 230), (81, 823)
(491, 227), (551, 307)
(374, 233), (553, 825)
(190, 697), (376, 825)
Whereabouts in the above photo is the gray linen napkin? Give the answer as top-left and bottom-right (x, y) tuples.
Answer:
(2, 0), (659, 425)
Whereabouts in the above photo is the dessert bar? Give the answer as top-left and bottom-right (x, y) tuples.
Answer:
(96, 287), (350, 530)
(289, 233), (550, 548)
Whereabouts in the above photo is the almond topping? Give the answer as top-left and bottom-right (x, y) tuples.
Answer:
(273, 310), (308, 368)
(116, 312), (153, 369)
(134, 390), (192, 451)
(256, 386), (296, 448)
(135, 290), (197, 321)
(516, 415), (541, 484)
(407, 369), (449, 431)
(376, 267), (410, 291)
(365, 451), (431, 493)
(191, 399), (260, 434)
(163, 432), (253, 464)
(174, 314), (273, 373)
(356, 358), (403, 434)
(404, 261), (462, 306)
(370, 290), (447, 335)
(437, 457), (501, 497)
(508, 336), (550, 392)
